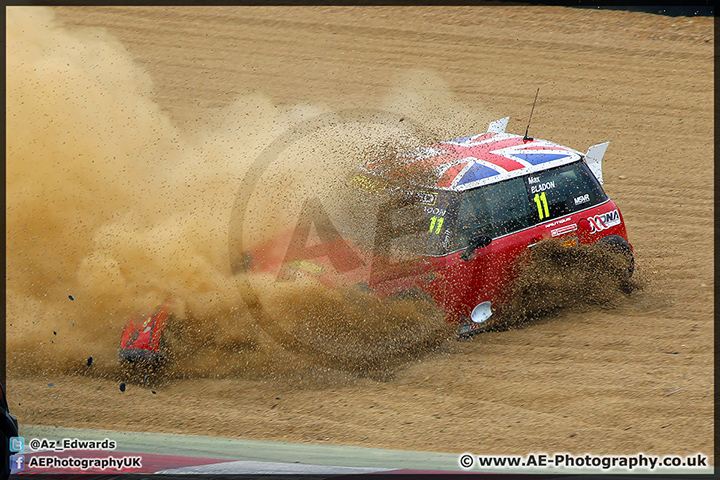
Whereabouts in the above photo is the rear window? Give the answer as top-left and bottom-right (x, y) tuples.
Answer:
(525, 161), (607, 224)
(448, 161), (607, 251)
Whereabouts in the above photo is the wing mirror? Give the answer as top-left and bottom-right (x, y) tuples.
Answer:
(460, 234), (492, 261)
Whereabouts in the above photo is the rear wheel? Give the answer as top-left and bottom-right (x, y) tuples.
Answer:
(596, 235), (634, 278)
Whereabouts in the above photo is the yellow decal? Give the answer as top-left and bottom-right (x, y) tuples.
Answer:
(428, 215), (444, 234)
(533, 192), (550, 220)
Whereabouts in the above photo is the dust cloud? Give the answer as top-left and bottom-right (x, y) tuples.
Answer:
(489, 239), (644, 330)
(6, 7), (465, 381)
(7, 8), (637, 385)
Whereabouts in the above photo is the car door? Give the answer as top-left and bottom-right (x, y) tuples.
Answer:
(435, 176), (537, 319)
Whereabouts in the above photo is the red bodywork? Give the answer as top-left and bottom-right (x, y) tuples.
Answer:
(119, 299), (173, 362)
(245, 199), (630, 326)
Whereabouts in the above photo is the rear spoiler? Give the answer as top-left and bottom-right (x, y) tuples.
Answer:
(584, 142), (610, 184)
(486, 118), (609, 185)
(487, 117), (510, 134)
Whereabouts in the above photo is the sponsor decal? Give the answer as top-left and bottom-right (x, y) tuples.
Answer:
(387, 186), (438, 206)
(544, 216), (572, 228)
(423, 206), (447, 216)
(561, 237), (579, 248)
(588, 209), (621, 233)
(574, 194), (590, 205)
(530, 181), (555, 194)
(442, 228), (452, 248)
(551, 223), (578, 237)
(417, 191), (438, 205)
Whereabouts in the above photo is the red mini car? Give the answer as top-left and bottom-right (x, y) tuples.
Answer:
(120, 117), (632, 361)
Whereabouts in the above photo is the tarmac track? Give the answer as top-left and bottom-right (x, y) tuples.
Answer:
(11, 425), (711, 475)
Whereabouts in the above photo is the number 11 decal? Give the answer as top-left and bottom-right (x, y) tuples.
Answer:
(429, 216), (444, 234)
(533, 192), (550, 220)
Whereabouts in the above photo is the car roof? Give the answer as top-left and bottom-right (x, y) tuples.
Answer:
(359, 131), (584, 192)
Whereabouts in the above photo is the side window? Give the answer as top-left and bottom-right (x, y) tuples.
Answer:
(454, 177), (533, 244)
(525, 162), (607, 223)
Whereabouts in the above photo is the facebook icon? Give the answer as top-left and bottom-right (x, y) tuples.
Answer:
(10, 436), (24, 452)
(10, 454), (25, 472)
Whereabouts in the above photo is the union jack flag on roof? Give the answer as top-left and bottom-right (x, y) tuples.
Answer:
(361, 121), (584, 192)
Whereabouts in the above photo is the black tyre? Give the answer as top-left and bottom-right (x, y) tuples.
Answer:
(596, 235), (634, 278)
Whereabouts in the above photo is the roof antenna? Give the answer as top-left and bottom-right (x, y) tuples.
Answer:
(523, 88), (540, 143)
